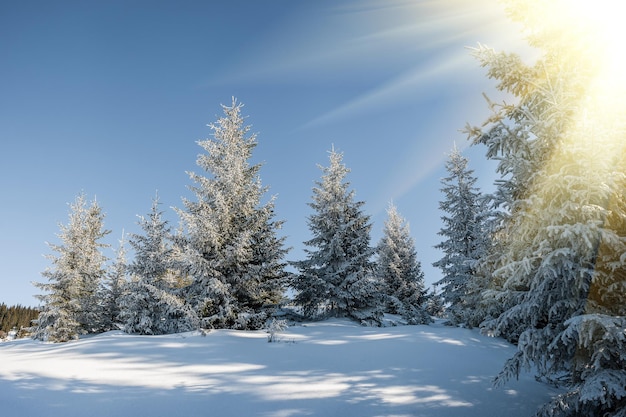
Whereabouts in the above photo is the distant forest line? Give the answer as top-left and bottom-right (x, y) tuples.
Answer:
(0, 303), (39, 337)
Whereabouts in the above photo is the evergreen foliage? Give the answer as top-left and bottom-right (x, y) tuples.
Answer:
(32, 194), (110, 342)
(175, 99), (289, 330)
(266, 318), (287, 343)
(467, 1), (626, 415)
(292, 148), (382, 325)
(0, 304), (39, 338)
(375, 203), (430, 324)
(101, 233), (128, 331)
(120, 195), (197, 335)
(433, 147), (490, 327)
(423, 287), (446, 319)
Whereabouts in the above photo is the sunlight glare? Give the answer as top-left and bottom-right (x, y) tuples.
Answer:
(560, 0), (626, 91)
(496, 0), (626, 309)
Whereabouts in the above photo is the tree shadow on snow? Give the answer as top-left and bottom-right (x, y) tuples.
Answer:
(0, 326), (561, 417)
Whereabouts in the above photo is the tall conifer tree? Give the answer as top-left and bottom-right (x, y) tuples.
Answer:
(120, 195), (196, 335)
(102, 233), (128, 331)
(376, 203), (430, 324)
(292, 148), (382, 324)
(467, 1), (626, 414)
(433, 147), (489, 327)
(176, 99), (288, 330)
(32, 194), (110, 342)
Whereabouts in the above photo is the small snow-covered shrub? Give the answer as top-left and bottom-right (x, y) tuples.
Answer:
(266, 318), (287, 343)
(234, 311), (268, 331)
(350, 308), (383, 327)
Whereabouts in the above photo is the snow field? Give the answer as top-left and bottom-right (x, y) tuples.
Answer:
(0, 319), (561, 417)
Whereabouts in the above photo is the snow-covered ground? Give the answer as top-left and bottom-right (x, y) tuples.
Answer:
(0, 319), (561, 417)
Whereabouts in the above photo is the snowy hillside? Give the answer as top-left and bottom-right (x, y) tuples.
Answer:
(1, 319), (561, 417)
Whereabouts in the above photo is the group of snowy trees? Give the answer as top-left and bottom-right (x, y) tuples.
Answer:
(293, 148), (430, 325)
(432, 1), (626, 416)
(32, 99), (431, 342)
(33, 0), (626, 413)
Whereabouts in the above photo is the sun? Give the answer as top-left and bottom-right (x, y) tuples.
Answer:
(561, 0), (626, 91)
(535, 0), (626, 149)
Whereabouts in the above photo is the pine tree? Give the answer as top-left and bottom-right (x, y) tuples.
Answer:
(433, 147), (489, 328)
(375, 203), (430, 324)
(102, 233), (128, 331)
(120, 195), (197, 335)
(32, 193), (110, 342)
(292, 148), (382, 324)
(466, 1), (626, 415)
(176, 99), (289, 330)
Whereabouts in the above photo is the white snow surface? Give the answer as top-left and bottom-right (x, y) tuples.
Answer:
(1, 318), (561, 417)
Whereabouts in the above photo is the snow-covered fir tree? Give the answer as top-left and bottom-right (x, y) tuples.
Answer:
(32, 193), (110, 342)
(433, 146), (490, 328)
(120, 195), (197, 335)
(292, 148), (382, 325)
(176, 99), (289, 330)
(423, 286), (446, 319)
(466, 1), (626, 415)
(101, 233), (128, 331)
(375, 202), (430, 324)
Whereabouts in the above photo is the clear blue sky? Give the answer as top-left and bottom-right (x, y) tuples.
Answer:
(0, 0), (529, 306)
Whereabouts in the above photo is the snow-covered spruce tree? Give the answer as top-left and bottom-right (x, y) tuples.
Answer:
(292, 148), (382, 325)
(375, 202), (430, 324)
(120, 195), (197, 335)
(423, 286), (446, 319)
(433, 146), (490, 328)
(32, 193), (110, 342)
(101, 233), (128, 331)
(466, 1), (626, 415)
(176, 99), (289, 330)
